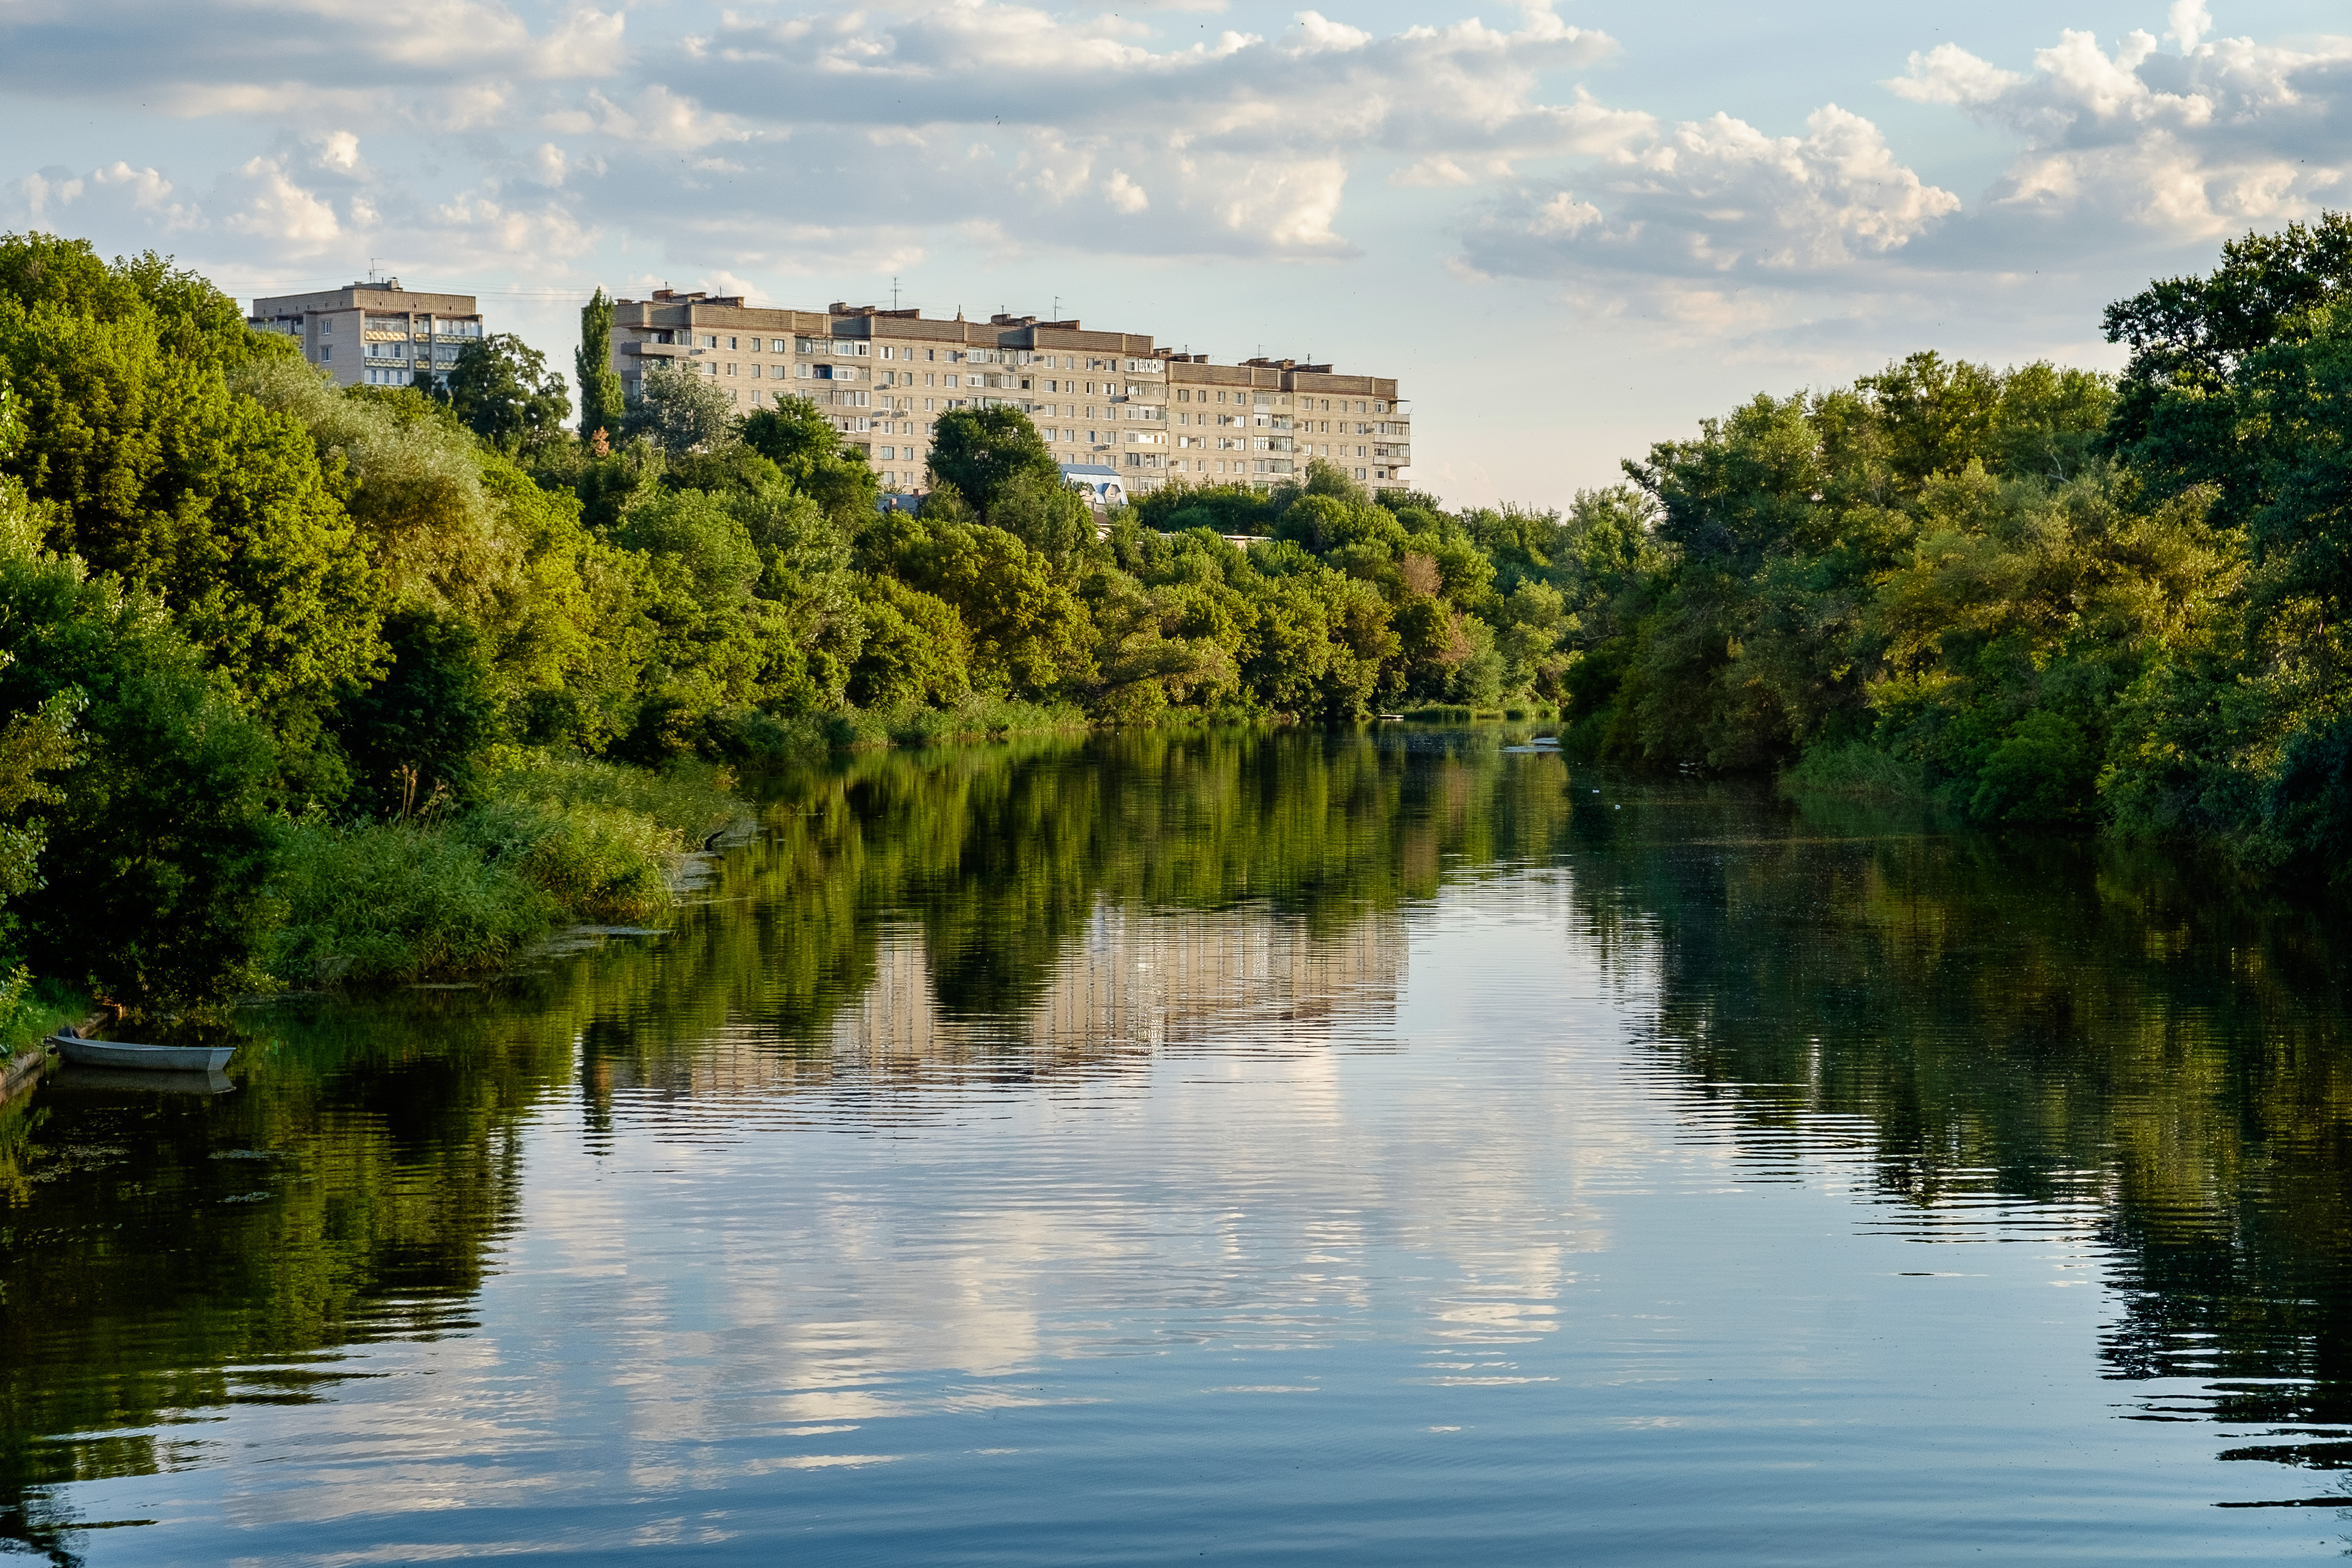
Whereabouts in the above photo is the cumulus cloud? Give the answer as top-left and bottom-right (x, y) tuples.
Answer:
(1461, 105), (1959, 284)
(564, 0), (1629, 260)
(1886, 22), (2352, 244)
(6, 0), (2348, 355)
(0, 0), (622, 119)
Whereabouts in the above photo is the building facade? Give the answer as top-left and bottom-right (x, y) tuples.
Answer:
(246, 280), (486, 391)
(606, 293), (1410, 497)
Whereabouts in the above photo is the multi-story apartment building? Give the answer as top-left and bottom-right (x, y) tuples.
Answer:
(246, 279), (487, 392)
(606, 293), (1410, 497)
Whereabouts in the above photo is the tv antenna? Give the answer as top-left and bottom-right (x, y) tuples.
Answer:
(891, 275), (900, 311)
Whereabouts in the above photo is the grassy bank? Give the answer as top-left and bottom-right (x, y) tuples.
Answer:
(265, 757), (744, 988)
(0, 973), (92, 1062)
(1779, 741), (1934, 804)
(712, 695), (1091, 759)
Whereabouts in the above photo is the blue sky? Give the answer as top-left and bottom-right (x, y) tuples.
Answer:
(4, 0), (2346, 507)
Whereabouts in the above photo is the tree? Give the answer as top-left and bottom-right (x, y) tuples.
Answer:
(0, 278), (385, 737)
(624, 361), (735, 454)
(0, 545), (282, 1006)
(334, 607), (503, 815)
(901, 520), (1095, 695)
(576, 288), (625, 442)
(742, 395), (880, 526)
(927, 406), (1061, 520)
(987, 467), (1095, 568)
(443, 332), (570, 448)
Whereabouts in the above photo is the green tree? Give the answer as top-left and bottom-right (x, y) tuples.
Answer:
(443, 332), (570, 448)
(625, 361), (735, 454)
(901, 520), (1094, 696)
(576, 288), (625, 442)
(334, 607), (503, 815)
(742, 396), (880, 528)
(0, 239), (383, 736)
(927, 406), (1061, 521)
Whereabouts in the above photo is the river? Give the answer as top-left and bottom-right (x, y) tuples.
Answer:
(4, 728), (2349, 1564)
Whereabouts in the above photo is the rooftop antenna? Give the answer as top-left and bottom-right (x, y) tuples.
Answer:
(891, 275), (900, 311)
(1053, 294), (1061, 318)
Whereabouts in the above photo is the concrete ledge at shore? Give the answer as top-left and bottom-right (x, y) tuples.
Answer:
(0, 1036), (56, 1104)
(0, 1015), (103, 1105)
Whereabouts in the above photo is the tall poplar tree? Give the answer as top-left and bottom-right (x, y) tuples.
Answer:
(576, 287), (625, 442)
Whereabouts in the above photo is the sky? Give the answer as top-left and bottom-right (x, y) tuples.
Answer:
(3, 0), (2348, 509)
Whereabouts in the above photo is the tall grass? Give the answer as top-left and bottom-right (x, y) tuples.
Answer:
(0, 972), (92, 1061)
(267, 819), (556, 985)
(265, 756), (751, 988)
(1780, 740), (1931, 802)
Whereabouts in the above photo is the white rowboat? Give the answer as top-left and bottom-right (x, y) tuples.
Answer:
(53, 1035), (235, 1072)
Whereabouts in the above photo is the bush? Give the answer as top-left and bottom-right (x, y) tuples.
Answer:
(456, 799), (672, 924)
(0, 972), (91, 1061)
(267, 819), (555, 985)
(264, 755), (746, 986)
(1970, 711), (2098, 825)
(1782, 741), (1931, 802)
(492, 754), (739, 842)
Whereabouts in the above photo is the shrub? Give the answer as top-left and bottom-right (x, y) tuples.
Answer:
(1782, 741), (1931, 802)
(267, 819), (555, 985)
(456, 799), (672, 924)
(1970, 711), (2098, 825)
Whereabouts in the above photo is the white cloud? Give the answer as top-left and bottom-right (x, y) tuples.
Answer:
(0, 0), (621, 122)
(4, 160), (201, 234)
(220, 155), (344, 252)
(1883, 42), (2024, 107)
(1462, 104), (1957, 284)
(1885, 24), (2352, 244)
(2165, 1), (2213, 54)
(1104, 170), (1150, 213)
(606, 0), (1627, 258)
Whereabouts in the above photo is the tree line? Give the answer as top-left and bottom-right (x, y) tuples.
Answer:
(0, 215), (2347, 1012)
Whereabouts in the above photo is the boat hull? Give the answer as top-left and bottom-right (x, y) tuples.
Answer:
(53, 1064), (236, 1095)
(55, 1036), (235, 1072)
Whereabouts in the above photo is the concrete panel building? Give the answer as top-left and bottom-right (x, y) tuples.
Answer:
(246, 279), (486, 392)
(606, 292), (1410, 497)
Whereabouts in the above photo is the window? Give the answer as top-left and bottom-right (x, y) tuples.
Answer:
(705, 362), (718, 375)
(726, 364), (737, 376)
(322, 317), (333, 334)
(701, 335), (718, 348)
(925, 373), (935, 386)
(1374, 401), (1386, 413)
(772, 339), (788, 352)
(727, 336), (738, 350)
(945, 374), (959, 387)
(321, 344), (332, 361)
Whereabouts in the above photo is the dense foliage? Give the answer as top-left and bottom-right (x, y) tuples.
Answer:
(0, 213), (2348, 1012)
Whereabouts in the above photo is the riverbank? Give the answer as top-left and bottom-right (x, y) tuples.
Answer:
(263, 755), (747, 990)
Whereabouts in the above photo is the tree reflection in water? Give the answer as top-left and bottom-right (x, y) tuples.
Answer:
(3, 727), (2350, 1555)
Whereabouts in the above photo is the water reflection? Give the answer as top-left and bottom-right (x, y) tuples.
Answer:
(2, 728), (2349, 1561)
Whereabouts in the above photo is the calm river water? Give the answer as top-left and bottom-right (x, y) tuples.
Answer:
(6, 729), (2352, 1564)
